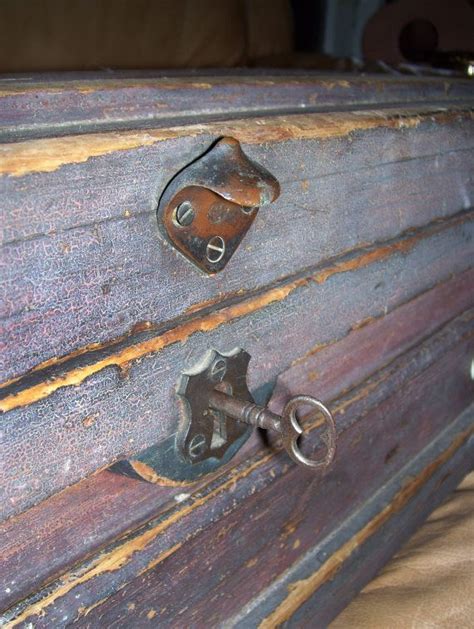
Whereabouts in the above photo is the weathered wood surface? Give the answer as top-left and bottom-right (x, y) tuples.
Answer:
(1, 75), (473, 625)
(271, 266), (474, 411)
(234, 408), (474, 628)
(0, 272), (471, 612)
(1, 73), (473, 141)
(1, 313), (472, 625)
(64, 333), (474, 628)
(1, 108), (473, 382)
(1, 213), (472, 520)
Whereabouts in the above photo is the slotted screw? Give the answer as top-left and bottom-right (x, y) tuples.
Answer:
(174, 201), (195, 227)
(206, 236), (226, 263)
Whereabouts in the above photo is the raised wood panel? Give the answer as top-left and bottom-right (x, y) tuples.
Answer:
(2, 312), (471, 625)
(1, 215), (472, 520)
(1, 74), (473, 140)
(1, 108), (472, 381)
(72, 328), (472, 628)
(0, 271), (470, 612)
(235, 410), (473, 628)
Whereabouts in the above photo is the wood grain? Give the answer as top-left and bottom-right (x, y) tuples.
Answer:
(0, 109), (470, 177)
(2, 212), (470, 410)
(271, 267), (474, 411)
(2, 313), (471, 625)
(1, 76), (473, 625)
(73, 332), (473, 628)
(1, 108), (472, 381)
(1, 214), (472, 520)
(0, 272), (470, 611)
(1, 73), (472, 141)
(239, 409), (473, 628)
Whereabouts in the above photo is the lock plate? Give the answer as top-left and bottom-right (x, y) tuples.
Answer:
(110, 347), (337, 483)
(177, 348), (253, 464)
(110, 349), (253, 483)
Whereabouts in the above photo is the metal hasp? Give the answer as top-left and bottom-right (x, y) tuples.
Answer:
(178, 349), (337, 471)
(157, 137), (280, 274)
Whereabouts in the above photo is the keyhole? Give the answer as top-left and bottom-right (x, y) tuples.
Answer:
(188, 434), (207, 458)
(210, 358), (227, 382)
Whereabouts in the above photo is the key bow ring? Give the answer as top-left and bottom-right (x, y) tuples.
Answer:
(280, 395), (337, 470)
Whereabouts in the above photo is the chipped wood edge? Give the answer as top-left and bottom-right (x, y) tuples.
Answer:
(2, 320), (472, 625)
(0, 227), (424, 411)
(257, 424), (474, 628)
(2, 210), (471, 413)
(0, 109), (472, 178)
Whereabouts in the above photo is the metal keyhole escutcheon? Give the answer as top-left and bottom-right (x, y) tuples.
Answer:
(178, 349), (337, 471)
(110, 348), (337, 484)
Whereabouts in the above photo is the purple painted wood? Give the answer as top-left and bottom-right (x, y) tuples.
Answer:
(233, 409), (473, 628)
(1, 74), (473, 626)
(1, 109), (472, 381)
(2, 312), (471, 625)
(0, 271), (470, 611)
(1, 73), (473, 140)
(1, 215), (472, 520)
(73, 321), (473, 628)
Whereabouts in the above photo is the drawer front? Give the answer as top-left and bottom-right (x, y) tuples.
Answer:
(0, 75), (473, 626)
(1, 107), (473, 519)
(1, 107), (473, 382)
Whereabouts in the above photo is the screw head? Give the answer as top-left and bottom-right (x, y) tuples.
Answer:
(206, 236), (226, 263)
(210, 358), (227, 382)
(174, 201), (195, 227)
(188, 433), (207, 458)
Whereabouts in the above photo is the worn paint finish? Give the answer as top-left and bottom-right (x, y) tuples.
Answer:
(1, 73), (472, 141)
(1, 109), (473, 381)
(74, 335), (474, 628)
(272, 267), (474, 411)
(2, 109), (472, 178)
(234, 408), (474, 628)
(2, 213), (469, 412)
(0, 274), (470, 611)
(1, 216), (473, 520)
(257, 433), (472, 629)
(1, 75), (473, 626)
(2, 318), (471, 625)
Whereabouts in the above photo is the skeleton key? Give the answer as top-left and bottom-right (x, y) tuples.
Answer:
(208, 389), (337, 470)
(111, 349), (338, 483)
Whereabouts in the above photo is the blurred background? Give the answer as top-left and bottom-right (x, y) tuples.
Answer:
(0, 0), (472, 76)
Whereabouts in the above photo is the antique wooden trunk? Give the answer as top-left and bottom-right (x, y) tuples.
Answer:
(0, 73), (473, 627)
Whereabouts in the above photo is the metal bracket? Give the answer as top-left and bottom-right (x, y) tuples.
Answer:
(177, 349), (253, 463)
(157, 137), (280, 274)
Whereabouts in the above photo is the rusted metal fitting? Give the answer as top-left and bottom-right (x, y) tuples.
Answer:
(157, 137), (280, 274)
